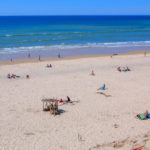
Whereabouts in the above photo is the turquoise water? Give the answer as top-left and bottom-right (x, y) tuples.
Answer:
(1, 16), (150, 54)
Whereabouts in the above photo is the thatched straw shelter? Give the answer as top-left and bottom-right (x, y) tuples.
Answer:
(42, 98), (59, 115)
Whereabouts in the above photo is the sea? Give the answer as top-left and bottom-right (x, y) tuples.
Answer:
(1, 15), (150, 60)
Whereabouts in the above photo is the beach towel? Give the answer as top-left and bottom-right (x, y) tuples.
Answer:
(138, 113), (146, 120)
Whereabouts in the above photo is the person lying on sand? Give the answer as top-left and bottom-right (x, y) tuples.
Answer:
(97, 84), (106, 91)
(117, 67), (121, 72)
(7, 74), (20, 79)
(117, 66), (131, 72)
(126, 66), (130, 71)
(26, 75), (30, 79)
(12, 74), (16, 79)
(58, 99), (64, 103)
(58, 96), (72, 103)
(122, 67), (127, 72)
(122, 66), (131, 72)
(90, 70), (95, 76)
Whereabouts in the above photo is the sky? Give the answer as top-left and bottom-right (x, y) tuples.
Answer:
(0, 0), (150, 16)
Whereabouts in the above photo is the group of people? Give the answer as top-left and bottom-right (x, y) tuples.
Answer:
(90, 66), (130, 75)
(58, 96), (71, 103)
(46, 64), (52, 68)
(7, 74), (20, 79)
(7, 74), (30, 79)
(117, 66), (131, 72)
(137, 110), (150, 120)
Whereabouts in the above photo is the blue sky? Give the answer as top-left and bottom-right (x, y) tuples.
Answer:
(0, 0), (150, 15)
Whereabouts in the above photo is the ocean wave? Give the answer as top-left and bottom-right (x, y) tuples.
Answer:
(1, 41), (150, 53)
(1, 29), (150, 38)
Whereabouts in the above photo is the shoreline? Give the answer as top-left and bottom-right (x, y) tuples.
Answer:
(0, 49), (150, 66)
(1, 45), (150, 61)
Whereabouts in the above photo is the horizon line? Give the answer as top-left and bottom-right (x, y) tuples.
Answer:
(1, 14), (150, 17)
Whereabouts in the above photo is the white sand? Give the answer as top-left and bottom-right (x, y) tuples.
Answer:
(0, 54), (150, 150)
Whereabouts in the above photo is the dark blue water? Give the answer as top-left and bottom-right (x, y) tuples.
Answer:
(0, 15), (150, 54)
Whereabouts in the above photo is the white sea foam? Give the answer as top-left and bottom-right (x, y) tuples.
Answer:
(1, 41), (150, 54)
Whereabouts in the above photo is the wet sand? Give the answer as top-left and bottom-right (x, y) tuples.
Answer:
(0, 49), (150, 66)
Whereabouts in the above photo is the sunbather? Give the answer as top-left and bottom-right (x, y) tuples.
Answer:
(122, 66), (131, 72)
(126, 66), (130, 71)
(58, 97), (72, 104)
(7, 74), (11, 79)
(122, 67), (127, 72)
(117, 67), (121, 72)
(26, 75), (29, 79)
(97, 84), (106, 91)
(101, 84), (105, 90)
(12, 74), (16, 79)
(58, 99), (64, 103)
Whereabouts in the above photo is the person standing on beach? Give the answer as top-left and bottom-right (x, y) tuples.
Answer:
(39, 55), (41, 61)
(28, 53), (31, 58)
(58, 53), (61, 58)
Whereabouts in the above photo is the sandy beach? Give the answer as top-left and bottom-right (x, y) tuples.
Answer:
(1, 52), (150, 150)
